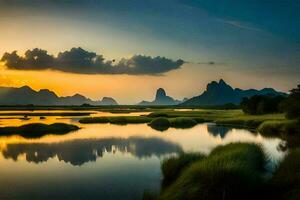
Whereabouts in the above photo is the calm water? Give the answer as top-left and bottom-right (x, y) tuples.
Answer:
(0, 111), (285, 200)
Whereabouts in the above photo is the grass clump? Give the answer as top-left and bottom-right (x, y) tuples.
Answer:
(148, 117), (199, 131)
(158, 143), (266, 200)
(270, 148), (300, 200)
(258, 120), (300, 148)
(161, 153), (206, 187)
(148, 117), (171, 131)
(169, 117), (198, 128)
(0, 123), (79, 138)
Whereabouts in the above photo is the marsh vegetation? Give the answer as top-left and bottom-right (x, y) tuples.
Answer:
(0, 123), (80, 138)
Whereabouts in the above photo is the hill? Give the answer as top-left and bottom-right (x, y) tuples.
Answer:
(0, 86), (118, 105)
(181, 79), (285, 106)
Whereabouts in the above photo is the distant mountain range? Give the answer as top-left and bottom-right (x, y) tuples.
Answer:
(0, 86), (118, 105)
(181, 79), (286, 106)
(138, 88), (182, 105)
(0, 79), (285, 106)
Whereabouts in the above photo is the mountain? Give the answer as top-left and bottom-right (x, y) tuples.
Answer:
(181, 79), (286, 106)
(0, 86), (118, 105)
(138, 88), (181, 105)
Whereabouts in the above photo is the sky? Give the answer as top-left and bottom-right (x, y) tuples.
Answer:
(0, 0), (299, 104)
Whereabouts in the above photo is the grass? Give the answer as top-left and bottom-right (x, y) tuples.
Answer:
(258, 120), (300, 148)
(270, 148), (300, 200)
(149, 142), (300, 200)
(169, 117), (198, 128)
(157, 143), (266, 200)
(148, 117), (171, 131)
(79, 109), (286, 131)
(0, 123), (80, 138)
(161, 153), (206, 187)
(78, 110), (291, 138)
(80, 116), (200, 130)
(148, 117), (199, 131)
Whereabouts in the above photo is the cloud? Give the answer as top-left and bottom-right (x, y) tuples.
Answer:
(1, 47), (184, 75)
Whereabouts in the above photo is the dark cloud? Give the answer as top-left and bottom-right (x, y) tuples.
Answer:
(1, 48), (54, 70)
(1, 47), (184, 75)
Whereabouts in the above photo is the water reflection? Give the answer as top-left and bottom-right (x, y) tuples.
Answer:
(206, 124), (232, 138)
(2, 137), (182, 166)
(0, 112), (287, 200)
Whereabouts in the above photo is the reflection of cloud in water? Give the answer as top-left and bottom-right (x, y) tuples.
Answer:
(2, 137), (182, 166)
(206, 124), (232, 139)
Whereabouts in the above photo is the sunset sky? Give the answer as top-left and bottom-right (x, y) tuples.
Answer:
(0, 0), (299, 104)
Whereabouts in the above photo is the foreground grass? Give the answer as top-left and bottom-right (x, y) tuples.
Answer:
(270, 148), (300, 200)
(157, 143), (266, 200)
(145, 143), (300, 200)
(0, 123), (80, 138)
(161, 153), (206, 187)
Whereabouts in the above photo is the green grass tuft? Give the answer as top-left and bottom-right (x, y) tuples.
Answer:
(168, 117), (198, 128)
(148, 117), (171, 131)
(161, 153), (206, 187)
(158, 143), (266, 200)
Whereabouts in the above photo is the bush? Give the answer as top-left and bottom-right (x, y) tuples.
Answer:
(158, 143), (266, 200)
(161, 153), (206, 187)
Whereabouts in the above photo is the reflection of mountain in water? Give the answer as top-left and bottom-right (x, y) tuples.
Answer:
(2, 137), (182, 166)
(207, 124), (232, 139)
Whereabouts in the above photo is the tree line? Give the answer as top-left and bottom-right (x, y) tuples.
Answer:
(241, 84), (300, 119)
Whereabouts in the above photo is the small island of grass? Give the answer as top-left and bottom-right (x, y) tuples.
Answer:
(0, 123), (80, 138)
